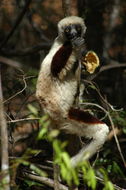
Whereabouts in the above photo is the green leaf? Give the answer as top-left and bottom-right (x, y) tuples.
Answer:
(48, 129), (59, 139)
(81, 162), (97, 190)
(99, 168), (108, 182)
(53, 140), (62, 156)
(30, 164), (47, 177)
(112, 161), (125, 177)
(60, 164), (69, 181)
(89, 84), (97, 90)
(122, 127), (126, 134)
(27, 104), (38, 116)
(103, 181), (114, 190)
(62, 152), (71, 168)
(39, 114), (49, 124)
(24, 179), (43, 187)
(37, 127), (48, 139)
(87, 168), (96, 190)
(71, 168), (79, 185)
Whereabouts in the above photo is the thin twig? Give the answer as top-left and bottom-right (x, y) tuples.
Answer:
(100, 62), (126, 73)
(53, 163), (60, 190)
(81, 102), (126, 167)
(22, 164), (125, 190)
(7, 117), (40, 123)
(0, 0), (32, 50)
(0, 56), (21, 68)
(108, 114), (126, 167)
(87, 63), (126, 81)
(24, 172), (68, 190)
(35, 164), (53, 171)
(21, 161), (125, 190)
(81, 79), (126, 166)
(4, 72), (27, 103)
(83, 79), (123, 112)
(0, 64), (10, 190)
(95, 176), (126, 190)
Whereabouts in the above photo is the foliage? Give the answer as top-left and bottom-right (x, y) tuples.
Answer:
(99, 169), (114, 190)
(111, 110), (126, 133)
(81, 161), (97, 190)
(32, 111), (115, 190)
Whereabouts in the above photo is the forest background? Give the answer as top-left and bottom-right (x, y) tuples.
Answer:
(0, 0), (126, 190)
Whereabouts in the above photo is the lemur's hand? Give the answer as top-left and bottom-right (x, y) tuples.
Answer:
(71, 37), (85, 49)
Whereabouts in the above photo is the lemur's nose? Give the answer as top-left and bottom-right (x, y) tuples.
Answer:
(70, 28), (78, 38)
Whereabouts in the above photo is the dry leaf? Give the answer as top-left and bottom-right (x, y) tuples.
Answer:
(81, 51), (100, 73)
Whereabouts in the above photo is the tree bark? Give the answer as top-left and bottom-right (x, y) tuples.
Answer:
(0, 64), (10, 190)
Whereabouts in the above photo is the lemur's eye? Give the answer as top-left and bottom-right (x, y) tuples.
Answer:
(64, 27), (70, 33)
(76, 25), (81, 32)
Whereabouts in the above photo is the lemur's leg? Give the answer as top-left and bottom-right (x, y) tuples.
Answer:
(67, 108), (109, 168)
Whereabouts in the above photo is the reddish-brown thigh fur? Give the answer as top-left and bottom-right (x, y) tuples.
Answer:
(69, 108), (104, 124)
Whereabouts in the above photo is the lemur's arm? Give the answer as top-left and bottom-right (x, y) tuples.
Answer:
(50, 37), (85, 80)
(51, 42), (72, 78)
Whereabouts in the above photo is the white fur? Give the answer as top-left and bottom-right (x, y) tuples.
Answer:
(58, 16), (86, 41)
(70, 124), (109, 167)
(36, 37), (78, 119)
(36, 16), (109, 167)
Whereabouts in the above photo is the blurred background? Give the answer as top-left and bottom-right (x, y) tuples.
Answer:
(0, 0), (126, 189)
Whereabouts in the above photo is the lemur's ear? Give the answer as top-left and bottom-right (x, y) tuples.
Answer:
(81, 51), (100, 74)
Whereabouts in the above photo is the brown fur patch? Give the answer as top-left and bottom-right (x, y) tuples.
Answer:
(69, 107), (104, 124)
(51, 42), (72, 77)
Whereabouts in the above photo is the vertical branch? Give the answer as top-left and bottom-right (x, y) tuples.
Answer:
(62, 0), (71, 17)
(53, 162), (60, 190)
(103, 0), (120, 58)
(109, 0), (120, 28)
(70, 0), (78, 16)
(0, 64), (10, 190)
(62, 0), (79, 17)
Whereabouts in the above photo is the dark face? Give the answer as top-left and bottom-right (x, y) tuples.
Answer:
(64, 24), (82, 40)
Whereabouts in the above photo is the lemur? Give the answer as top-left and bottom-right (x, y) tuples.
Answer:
(36, 16), (109, 168)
